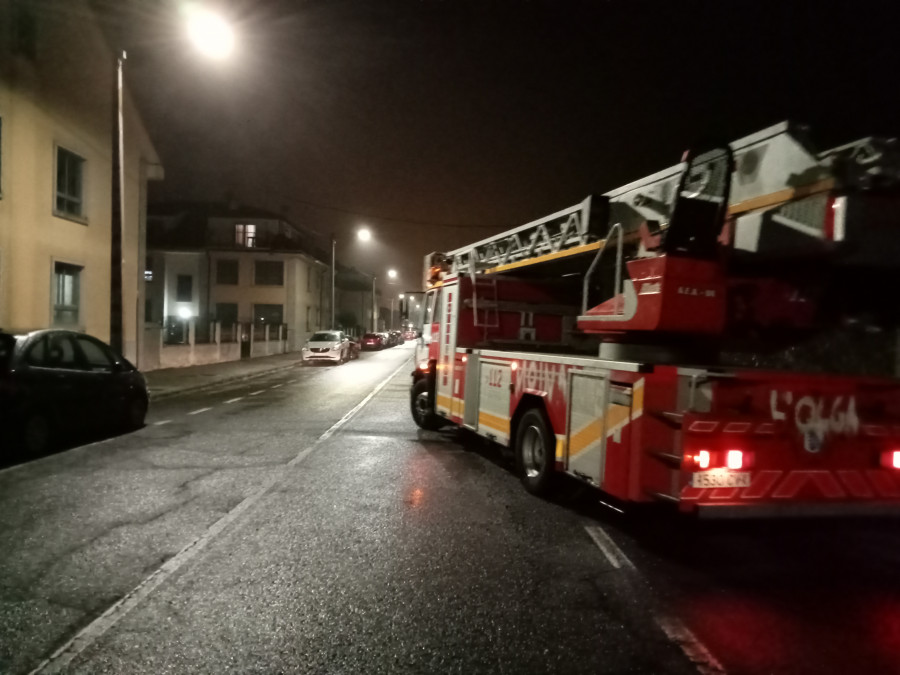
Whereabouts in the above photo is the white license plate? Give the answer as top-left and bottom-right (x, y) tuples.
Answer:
(691, 470), (752, 489)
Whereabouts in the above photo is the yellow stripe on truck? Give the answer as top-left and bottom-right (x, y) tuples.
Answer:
(478, 411), (510, 435)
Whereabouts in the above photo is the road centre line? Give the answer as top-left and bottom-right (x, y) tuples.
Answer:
(584, 524), (634, 570)
(153, 420), (171, 426)
(270, 384), (282, 389)
(225, 397), (243, 404)
(249, 390), (265, 396)
(30, 357), (413, 675)
(188, 407), (212, 415)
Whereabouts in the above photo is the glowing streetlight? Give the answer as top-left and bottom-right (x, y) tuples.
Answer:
(387, 268), (398, 280)
(399, 293), (405, 299)
(357, 227), (372, 242)
(186, 7), (235, 60)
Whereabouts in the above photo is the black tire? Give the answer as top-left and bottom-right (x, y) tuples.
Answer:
(515, 407), (556, 496)
(410, 377), (443, 431)
(22, 413), (53, 456)
(123, 395), (148, 430)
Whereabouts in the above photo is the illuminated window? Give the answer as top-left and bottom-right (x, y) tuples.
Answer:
(235, 223), (256, 247)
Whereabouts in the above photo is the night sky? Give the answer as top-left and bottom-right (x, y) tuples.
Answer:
(114, 0), (900, 292)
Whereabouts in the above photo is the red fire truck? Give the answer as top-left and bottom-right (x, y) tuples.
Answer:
(407, 122), (900, 517)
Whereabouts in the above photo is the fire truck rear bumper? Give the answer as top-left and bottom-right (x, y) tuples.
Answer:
(693, 501), (900, 519)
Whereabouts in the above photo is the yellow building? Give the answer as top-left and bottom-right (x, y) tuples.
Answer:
(0, 0), (163, 363)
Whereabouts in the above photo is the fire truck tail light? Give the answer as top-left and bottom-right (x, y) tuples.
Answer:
(418, 361), (430, 373)
(696, 450), (710, 469)
(510, 362), (518, 372)
(894, 451), (900, 469)
(726, 450), (744, 470)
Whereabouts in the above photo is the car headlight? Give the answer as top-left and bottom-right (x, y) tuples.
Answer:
(302, 347), (309, 351)
(331, 344), (341, 351)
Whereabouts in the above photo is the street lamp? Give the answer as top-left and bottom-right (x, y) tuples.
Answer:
(387, 268), (398, 280)
(109, 7), (234, 355)
(357, 226), (372, 242)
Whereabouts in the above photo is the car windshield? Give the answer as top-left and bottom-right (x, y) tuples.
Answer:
(310, 332), (339, 341)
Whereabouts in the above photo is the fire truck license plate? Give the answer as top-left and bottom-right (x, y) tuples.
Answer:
(691, 471), (751, 489)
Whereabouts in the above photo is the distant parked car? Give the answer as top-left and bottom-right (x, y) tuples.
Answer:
(388, 330), (404, 346)
(0, 329), (149, 457)
(301, 331), (351, 365)
(403, 329), (417, 341)
(361, 333), (384, 350)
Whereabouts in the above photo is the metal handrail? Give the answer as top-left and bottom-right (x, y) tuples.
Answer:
(581, 222), (624, 316)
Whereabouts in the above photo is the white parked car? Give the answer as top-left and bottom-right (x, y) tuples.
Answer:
(301, 330), (352, 365)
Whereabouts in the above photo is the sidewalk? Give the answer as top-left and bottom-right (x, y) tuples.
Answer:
(144, 352), (307, 401)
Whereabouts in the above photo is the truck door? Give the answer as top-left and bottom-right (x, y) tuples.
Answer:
(434, 283), (457, 418)
(566, 371), (610, 485)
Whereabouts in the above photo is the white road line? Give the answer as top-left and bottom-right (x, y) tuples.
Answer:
(270, 384), (282, 389)
(187, 407), (212, 415)
(153, 420), (171, 426)
(249, 390), (265, 396)
(656, 615), (727, 675)
(225, 397), (243, 404)
(584, 524), (725, 674)
(584, 524), (634, 570)
(29, 356), (412, 675)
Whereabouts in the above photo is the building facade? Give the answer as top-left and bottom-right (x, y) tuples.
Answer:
(0, 0), (163, 361)
(145, 202), (330, 367)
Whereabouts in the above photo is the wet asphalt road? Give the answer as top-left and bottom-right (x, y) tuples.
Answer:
(2, 342), (899, 674)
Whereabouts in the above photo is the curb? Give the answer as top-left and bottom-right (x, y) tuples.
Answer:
(147, 359), (305, 402)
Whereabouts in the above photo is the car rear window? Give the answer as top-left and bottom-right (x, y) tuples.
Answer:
(0, 334), (15, 370)
(363, 333), (378, 339)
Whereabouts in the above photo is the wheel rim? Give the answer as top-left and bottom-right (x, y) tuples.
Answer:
(521, 424), (545, 478)
(415, 391), (431, 420)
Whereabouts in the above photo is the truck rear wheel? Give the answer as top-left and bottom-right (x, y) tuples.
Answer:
(411, 378), (443, 431)
(515, 408), (555, 495)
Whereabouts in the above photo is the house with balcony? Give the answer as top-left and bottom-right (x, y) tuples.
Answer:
(0, 0), (163, 362)
(144, 201), (330, 369)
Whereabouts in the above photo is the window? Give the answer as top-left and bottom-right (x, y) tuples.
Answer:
(27, 333), (79, 370)
(55, 147), (85, 218)
(307, 266), (312, 292)
(305, 306), (310, 329)
(0, 116), (3, 196)
(176, 275), (193, 302)
(144, 256), (153, 282)
(145, 298), (153, 323)
(216, 259), (239, 285)
(75, 336), (115, 373)
(216, 302), (238, 325)
(235, 223), (256, 247)
(254, 260), (283, 286)
(53, 262), (81, 326)
(253, 304), (283, 326)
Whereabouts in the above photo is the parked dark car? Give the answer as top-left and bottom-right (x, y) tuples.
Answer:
(0, 329), (149, 457)
(389, 330), (404, 346)
(361, 333), (384, 350)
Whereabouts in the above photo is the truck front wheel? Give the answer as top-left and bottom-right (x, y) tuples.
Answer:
(515, 408), (555, 495)
(411, 378), (443, 430)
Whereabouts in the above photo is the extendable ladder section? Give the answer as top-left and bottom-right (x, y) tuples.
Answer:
(448, 196), (604, 276)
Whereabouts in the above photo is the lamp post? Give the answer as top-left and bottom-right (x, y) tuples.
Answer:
(109, 7), (234, 355)
(330, 237), (336, 328)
